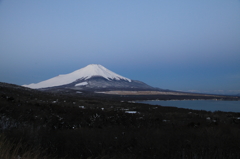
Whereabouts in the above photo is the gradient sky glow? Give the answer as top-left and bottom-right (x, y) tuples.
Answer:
(1, 0), (240, 94)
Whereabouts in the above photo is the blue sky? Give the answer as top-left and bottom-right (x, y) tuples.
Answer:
(0, 0), (240, 94)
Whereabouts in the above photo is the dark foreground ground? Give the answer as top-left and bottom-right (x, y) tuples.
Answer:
(0, 82), (240, 159)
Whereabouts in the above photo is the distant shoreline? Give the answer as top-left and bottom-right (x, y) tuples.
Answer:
(95, 90), (240, 101)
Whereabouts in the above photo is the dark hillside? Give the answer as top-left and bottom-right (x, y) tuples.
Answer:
(1, 82), (240, 158)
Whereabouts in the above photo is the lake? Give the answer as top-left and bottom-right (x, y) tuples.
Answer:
(137, 100), (240, 112)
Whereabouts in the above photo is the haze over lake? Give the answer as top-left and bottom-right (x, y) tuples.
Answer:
(138, 100), (240, 112)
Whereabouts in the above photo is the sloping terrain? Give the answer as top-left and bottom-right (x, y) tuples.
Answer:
(1, 82), (240, 158)
(40, 76), (160, 92)
(22, 64), (164, 92)
(23, 64), (132, 89)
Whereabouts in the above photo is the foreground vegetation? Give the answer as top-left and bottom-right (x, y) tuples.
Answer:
(0, 82), (240, 158)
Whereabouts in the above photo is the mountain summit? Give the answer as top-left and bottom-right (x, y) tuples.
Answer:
(23, 64), (157, 91)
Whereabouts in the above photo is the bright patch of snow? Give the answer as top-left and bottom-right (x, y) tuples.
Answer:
(76, 91), (82, 93)
(23, 64), (131, 89)
(75, 82), (88, 87)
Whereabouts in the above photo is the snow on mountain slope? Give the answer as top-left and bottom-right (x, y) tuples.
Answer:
(23, 64), (131, 89)
(75, 82), (88, 86)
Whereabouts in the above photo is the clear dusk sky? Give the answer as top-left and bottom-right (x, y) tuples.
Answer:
(0, 0), (240, 95)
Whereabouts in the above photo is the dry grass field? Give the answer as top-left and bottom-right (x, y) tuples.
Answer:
(1, 82), (240, 158)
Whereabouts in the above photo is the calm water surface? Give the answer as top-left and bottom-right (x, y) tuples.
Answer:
(138, 100), (240, 112)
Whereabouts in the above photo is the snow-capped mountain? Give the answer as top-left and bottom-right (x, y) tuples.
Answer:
(23, 64), (158, 91)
